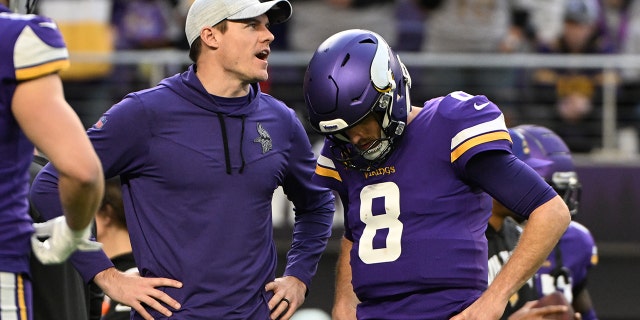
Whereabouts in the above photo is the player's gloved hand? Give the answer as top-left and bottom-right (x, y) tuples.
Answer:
(31, 216), (102, 264)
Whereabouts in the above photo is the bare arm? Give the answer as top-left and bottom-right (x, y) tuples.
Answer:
(452, 196), (571, 319)
(332, 236), (359, 320)
(12, 73), (103, 231)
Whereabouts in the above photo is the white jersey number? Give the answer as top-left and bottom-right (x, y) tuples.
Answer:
(539, 273), (574, 304)
(450, 90), (474, 101)
(358, 182), (403, 264)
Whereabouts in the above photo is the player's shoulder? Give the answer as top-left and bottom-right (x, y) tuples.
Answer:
(414, 91), (510, 165)
(4, 12), (65, 48)
(435, 91), (501, 120)
(563, 221), (598, 266)
(6, 13), (69, 81)
(568, 221), (593, 233)
(565, 221), (596, 243)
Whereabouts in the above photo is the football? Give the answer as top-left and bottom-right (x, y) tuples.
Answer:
(532, 292), (575, 320)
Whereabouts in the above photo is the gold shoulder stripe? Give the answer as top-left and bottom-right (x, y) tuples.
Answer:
(315, 164), (342, 182)
(16, 59), (70, 81)
(451, 114), (507, 150)
(450, 131), (512, 163)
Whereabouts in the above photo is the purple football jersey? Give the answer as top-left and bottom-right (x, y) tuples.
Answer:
(313, 91), (512, 319)
(0, 5), (69, 274)
(535, 221), (598, 302)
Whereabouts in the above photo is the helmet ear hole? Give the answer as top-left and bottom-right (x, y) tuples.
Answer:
(373, 94), (392, 113)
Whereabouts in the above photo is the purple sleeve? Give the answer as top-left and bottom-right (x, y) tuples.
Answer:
(281, 113), (335, 290)
(29, 94), (151, 283)
(85, 94), (152, 177)
(311, 139), (352, 240)
(30, 167), (114, 283)
(466, 151), (557, 219)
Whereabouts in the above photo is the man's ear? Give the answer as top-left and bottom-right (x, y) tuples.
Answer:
(200, 26), (220, 49)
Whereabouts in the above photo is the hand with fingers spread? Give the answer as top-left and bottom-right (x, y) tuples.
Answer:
(93, 267), (183, 320)
(265, 276), (307, 320)
(31, 216), (102, 264)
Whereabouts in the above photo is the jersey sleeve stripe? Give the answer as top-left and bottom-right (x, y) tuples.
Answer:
(14, 25), (70, 81)
(315, 165), (342, 182)
(15, 59), (70, 81)
(450, 114), (508, 150)
(590, 246), (598, 266)
(450, 131), (512, 163)
(317, 154), (336, 169)
(316, 155), (342, 181)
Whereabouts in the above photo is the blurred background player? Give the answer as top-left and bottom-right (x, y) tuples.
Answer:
(1, 0), (104, 317)
(487, 198), (538, 319)
(304, 29), (570, 319)
(509, 124), (599, 320)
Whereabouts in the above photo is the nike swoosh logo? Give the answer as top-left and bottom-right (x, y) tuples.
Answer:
(474, 102), (490, 110)
(38, 22), (58, 30)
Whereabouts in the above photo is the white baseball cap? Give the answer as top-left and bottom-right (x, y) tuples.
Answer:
(185, 0), (292, 46)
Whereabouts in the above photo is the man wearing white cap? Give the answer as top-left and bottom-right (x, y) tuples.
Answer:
(30, 0), (336, 319)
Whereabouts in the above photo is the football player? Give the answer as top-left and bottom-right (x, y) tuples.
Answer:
(304, 29), (571, 319)
(1, 0), (103, 317)
(509, 125), (598, 320)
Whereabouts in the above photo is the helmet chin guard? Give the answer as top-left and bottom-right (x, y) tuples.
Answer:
(304, 29), (412, 171)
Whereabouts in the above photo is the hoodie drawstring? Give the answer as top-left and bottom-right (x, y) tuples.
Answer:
(217, 114), (232, 174)
(216, 114), (246, 175)
(239, 115), (246, 173)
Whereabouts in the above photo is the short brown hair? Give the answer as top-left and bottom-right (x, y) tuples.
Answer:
(189, 20), (228, 63)
(99, 177), (126, 229)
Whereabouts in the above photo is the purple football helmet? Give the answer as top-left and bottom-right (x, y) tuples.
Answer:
(509, 125), (581, 215)
(303, 29), (412, 171)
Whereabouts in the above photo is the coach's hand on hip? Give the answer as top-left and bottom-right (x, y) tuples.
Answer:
(265, 276), (306, 320)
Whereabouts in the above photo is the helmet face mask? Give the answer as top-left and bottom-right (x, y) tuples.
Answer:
(327, 133), (393, 172)
(325, 110), (394, 172)
(550, 171), (581, 215)
(509, 125), (582, 216)
(304, 29), (411, 171)
(10, 0), (39, 13)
